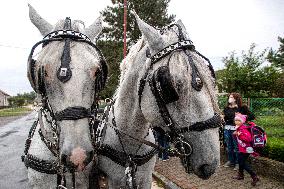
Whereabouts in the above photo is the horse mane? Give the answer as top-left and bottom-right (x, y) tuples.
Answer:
(53, 19), (86, 33)
(119, 38), (146, 82)
(113, 37), (146, 99)
(190, 52), (221, 113)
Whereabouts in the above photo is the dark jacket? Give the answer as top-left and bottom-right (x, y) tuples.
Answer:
(223, 105), (255, 125)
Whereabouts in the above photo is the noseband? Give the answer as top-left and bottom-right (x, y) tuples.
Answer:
(138, 24), (222, 172)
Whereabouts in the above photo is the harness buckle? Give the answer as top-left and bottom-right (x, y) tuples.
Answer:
(58, 185), (68, 189)
(59, 68), (68, 77)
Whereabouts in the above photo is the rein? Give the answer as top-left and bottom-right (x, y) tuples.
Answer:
(96, 101), (191, 188)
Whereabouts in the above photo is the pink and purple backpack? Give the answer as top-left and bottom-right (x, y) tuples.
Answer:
(247, 122), (267, 150)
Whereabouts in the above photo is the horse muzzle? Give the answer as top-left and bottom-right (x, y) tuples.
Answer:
(61, 148), (94, 171)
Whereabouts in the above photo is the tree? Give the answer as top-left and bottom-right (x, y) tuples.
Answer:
(267, 36), (284, 97)
(267, 36), (284, 71)
(217, 44), (282, 97)
(97, 40), (123, 99)
(98, 0), (175, 98)
(101, 0), (175, 44)
(8, 92), (36, 107)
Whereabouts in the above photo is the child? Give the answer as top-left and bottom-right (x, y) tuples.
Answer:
(232, 113), (260, 186)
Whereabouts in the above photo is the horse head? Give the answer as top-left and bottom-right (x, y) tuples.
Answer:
(134, 13), (221, 179)
(27, 4), (107, 172)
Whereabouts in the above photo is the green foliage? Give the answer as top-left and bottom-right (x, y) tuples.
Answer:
(98, 0), (175, 97)
(216, 44), (283, 97)
(255, 116), (284, 162)
(97, 40), (123, 99)
(266, 36), (284, 97)
(267, 36), (284, 71)
(8, 92), (36, 107)
(0, 107), (32, 117)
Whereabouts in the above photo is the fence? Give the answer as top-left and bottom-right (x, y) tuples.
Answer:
(218, 97), (284, 116)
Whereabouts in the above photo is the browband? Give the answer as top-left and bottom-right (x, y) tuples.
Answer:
(149, 40), (195, 65)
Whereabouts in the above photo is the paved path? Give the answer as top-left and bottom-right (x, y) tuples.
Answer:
(155, 157), (284, 189)
(0, 112), (37, 188)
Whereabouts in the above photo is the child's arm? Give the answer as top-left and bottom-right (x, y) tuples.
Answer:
(238, 129), (252, 143)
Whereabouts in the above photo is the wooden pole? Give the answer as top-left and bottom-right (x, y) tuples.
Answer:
(123, 0), (127, 60)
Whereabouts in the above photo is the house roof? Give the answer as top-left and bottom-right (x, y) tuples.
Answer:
(0, 89), (11, 97)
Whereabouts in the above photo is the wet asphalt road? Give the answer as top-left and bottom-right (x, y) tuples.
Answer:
(0, 113), (164, 189)
(0, 112), (37, 189)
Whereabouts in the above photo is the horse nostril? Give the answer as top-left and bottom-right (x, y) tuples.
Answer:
(61, 154), (68, 165)
(83, 151), (94, 166)
(61, 153), (77, 171)
(198, 164), (214, 180)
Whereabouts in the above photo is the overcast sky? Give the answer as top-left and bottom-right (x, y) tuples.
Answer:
(0, 0), (283, 96)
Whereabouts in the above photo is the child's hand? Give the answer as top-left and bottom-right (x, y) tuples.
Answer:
(237, 131), (241, 136)
(233, 131), (237, 135)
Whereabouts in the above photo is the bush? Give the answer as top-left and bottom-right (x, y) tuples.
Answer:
(262, 138), (284, 162)
(8, 92), (36, 107)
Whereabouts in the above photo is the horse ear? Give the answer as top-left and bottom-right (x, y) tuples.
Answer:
(175, 19), (190, 40)
(133, 11), (165, 54)
(85, 16), (103, 40)
(28, 4), (53, 36)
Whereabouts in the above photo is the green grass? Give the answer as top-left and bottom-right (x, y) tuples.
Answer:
(255, 116), (284, 139)
(0, 107), (32, 117)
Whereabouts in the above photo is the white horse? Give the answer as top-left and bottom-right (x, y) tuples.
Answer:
(23, 5), (107, 188)
(97, 13), (222, 188)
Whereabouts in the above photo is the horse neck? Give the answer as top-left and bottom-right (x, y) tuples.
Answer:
(113, 80), (148, 138)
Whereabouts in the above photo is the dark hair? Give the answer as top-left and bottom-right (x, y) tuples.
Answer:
(227, 92), (242, 108)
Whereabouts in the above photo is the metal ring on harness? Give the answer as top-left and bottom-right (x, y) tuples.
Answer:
(173, 139), (193, 157)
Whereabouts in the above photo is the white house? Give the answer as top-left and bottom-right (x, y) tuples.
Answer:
(0, 89), (10, 107)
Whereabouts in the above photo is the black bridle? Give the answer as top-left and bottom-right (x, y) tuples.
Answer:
(22, 17), (107, 189)
(138, 23), (222, 173)
(94, 24), (222, 188)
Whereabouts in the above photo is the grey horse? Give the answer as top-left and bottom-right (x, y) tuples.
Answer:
(25, 4), (106, 188)
(97, 13), (221, 188)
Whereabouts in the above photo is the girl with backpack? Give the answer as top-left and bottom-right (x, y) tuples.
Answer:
(232, 113), (260, 186)
(223, 93), (255, 170)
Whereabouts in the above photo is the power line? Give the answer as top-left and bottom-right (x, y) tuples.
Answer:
(0, 43), (29, 50)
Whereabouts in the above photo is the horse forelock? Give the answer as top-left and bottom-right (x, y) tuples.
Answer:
(35, 38), (101, 110)
(168, 51), (220, 114)
(53, 19), (86, 33)
(191, 53), (220, 113)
